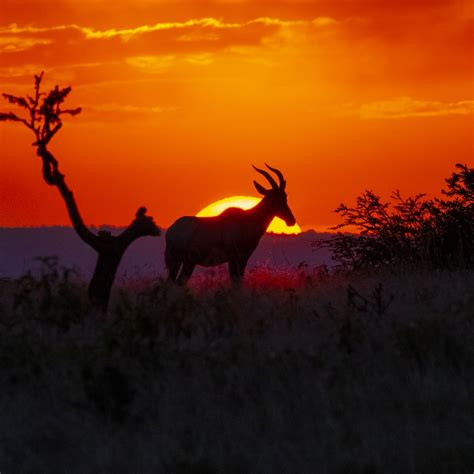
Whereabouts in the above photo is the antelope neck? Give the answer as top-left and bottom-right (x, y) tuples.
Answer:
(247, 198), (275, 234)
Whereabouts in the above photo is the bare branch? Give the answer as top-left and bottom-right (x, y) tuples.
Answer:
(36, 146), (99, 249)
(0, 112), (23, 122)
(119, 207), (161, 247)
(2, 93), (29, 109)
(1, 71), (81, 148)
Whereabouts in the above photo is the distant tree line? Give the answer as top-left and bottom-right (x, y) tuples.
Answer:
(316, 163), (473, 270)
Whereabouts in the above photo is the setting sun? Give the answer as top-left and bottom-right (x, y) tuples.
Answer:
(196, 196), (302, 235)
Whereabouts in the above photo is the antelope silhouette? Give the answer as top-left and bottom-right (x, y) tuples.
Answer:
(165, 164), (296, 285)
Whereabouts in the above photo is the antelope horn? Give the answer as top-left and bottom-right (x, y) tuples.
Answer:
(265, 163), (286, 190)
(252, 165), (278, 190)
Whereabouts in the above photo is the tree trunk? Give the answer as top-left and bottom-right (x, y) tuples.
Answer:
(88, 252), (123, 312)
(36, 146), (161, 312)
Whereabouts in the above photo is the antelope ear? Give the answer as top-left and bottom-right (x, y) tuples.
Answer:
(254, 180), (269, 196)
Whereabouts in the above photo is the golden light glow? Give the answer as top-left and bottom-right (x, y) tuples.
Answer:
(196, 196), (302, 235)
(0, 0), (472, 228)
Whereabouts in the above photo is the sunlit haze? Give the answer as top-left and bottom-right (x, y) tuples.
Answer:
(196, 196), (302, 234)
(0, 0), (472, 230)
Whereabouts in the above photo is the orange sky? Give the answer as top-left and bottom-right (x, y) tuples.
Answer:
(0, 0), (473, 231)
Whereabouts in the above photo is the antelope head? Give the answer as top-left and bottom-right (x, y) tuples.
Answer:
(253, 164), (296, 227)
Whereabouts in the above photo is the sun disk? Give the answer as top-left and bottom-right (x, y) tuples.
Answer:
(196, 196), (301, 235)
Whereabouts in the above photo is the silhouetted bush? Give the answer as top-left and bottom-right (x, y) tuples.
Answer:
(429, 163), (474, 267)
(316, 163), (473, 270)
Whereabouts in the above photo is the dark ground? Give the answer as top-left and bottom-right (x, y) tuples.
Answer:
(0, 265), (473, 473)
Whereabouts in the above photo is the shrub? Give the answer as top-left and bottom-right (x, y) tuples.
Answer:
(316, 163), (473, 270)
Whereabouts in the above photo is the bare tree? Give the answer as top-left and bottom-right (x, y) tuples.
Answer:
(1, 72), (161, 311)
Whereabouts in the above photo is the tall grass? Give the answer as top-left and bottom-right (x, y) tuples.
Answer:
(0, 261), (473, 473)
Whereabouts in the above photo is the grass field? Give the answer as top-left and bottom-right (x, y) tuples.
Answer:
(0, 263), (473, 473)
